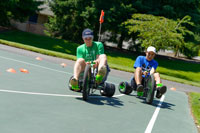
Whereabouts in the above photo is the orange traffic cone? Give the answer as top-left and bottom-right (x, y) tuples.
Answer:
(35, 57), (42, 60)
(60, 63), (67, 67)
(170, 87), (176, 91)
(7, 68), (16, 73)
(20, 68), (29, 73)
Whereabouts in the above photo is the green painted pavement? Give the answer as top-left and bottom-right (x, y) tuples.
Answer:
(152, 90), (197, 133)
(0, 49), (197, 133)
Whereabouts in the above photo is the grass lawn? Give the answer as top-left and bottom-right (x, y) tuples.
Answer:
(0, 30), (200, 87)
(189, 92), (200, 131)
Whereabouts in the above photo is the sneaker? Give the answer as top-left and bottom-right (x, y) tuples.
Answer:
(70, 77), (80, 91)
(96, 65), (107, 84)
(156, 85), (167, 98)
(137, 84), (144, 96)
(137, 84), (144, 92)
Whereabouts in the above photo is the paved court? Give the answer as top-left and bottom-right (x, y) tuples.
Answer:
(0, 46), (198, 133)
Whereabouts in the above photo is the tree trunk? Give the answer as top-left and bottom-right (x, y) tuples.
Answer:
(174, 45), (179, 57)
(118, 33), (125, 49)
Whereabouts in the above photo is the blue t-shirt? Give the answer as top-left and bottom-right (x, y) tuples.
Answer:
(134, 56), (158, 72)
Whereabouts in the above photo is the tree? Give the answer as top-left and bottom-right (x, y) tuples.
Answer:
(101, 0), (136, 49)
(46, 0), (200, 52)
(132, 0), (200, 33)
(0, 0), (43, 26)
(124, 14), (199, 58)
(46, 0), (97, 43)
(45, 0), (136, 46)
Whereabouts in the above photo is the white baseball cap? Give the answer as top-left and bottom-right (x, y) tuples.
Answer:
(147, 46), (156, 53)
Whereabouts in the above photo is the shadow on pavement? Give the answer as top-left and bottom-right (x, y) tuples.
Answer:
(126, 91), (176, 110)
(150, 99), (175, 110)
(75, 95), (124, 108)
(131, 95), (176, 110)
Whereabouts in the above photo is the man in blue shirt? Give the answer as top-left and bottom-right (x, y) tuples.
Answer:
(134, 46), (167, 98)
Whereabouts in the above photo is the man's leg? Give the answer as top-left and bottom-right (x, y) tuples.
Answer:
(70, 58), (86, 90)
(154, 72), (161, 84)
(154, 72), (167, 98)
(96, 54), (107, 84)
(135, 67), (142, 85)
(98, 54), (107, 70)
(74, 58), (86, 80)
(135, 67), (143, 92)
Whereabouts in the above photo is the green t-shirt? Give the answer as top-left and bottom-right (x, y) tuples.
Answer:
(77, 41), (104, 62)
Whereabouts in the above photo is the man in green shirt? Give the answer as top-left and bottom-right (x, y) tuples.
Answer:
(70, 28), (108, 91)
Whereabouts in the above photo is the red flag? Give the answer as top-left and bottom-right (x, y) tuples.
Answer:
(99, 10), (104, 24)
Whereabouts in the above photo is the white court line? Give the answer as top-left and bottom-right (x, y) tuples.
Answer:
(0, 54), (123, 97)
(0, 89), (124, 98)
(0, 55), (117, 85)
(145, 95), (165, 133)
(0, 54), (165, 131)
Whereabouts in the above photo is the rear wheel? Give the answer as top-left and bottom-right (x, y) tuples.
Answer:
(118, 82), (133, 95)
(100, 82), (115, 97)
(145, 75), (155, 104)
(82, 64), (91, 101)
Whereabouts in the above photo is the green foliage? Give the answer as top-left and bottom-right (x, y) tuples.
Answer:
(124, 14), (199, 58)
(189, 92), (200, 126)
(0, 30), (200, 86)
(45, 0), (135, 46)
(132, 0), (200, 46)
(45, 0), (97, 43)
(180, 42), (200, 59)
(132, 0), (200, 25)
(0, 0), (43, 26)
(102, 1), (136, 48)
(46, 0), (200, 49)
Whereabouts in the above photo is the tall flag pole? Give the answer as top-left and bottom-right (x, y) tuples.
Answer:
(98, 10), (104, 42)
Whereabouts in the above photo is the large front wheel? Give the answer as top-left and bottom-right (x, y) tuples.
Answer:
(82, 64), (91, 101)
(145, 75), (156, 104)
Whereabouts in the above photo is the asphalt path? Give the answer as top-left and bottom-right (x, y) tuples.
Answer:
(0, 44), (199, 133)
(0, 44), (199, 93)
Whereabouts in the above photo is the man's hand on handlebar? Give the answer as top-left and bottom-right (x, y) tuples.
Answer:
(143, 71), (149, 76)
(93, 60), (98, 68)
(86, 60), (98, 68)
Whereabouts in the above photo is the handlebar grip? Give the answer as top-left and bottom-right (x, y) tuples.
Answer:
(90, 61), (96, 65)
